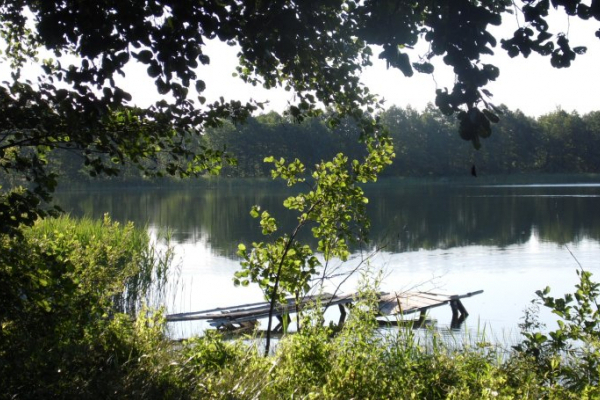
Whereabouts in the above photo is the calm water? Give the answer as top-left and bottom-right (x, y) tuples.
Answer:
(55, 178), (600, 341)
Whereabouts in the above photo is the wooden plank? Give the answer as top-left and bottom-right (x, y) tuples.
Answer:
(377, 291), (484, 317)
(167, 293), (334, 320)
(399, 300), (446, 310)
(401, 295), (447, 306)
(166, 299), (274, 319)
(450, 290), (484, 300)
(210, 296), (354, 322)
(166, 293), (355, 323)
(166, 290), (484, 326)
(404, 292), (452, 304)
(381, 292), (450, 304)
(379, 292), (448, 315)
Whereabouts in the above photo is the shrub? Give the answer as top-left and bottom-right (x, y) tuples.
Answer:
(514, 268), (600, 398)
(0, 215), (176, 398)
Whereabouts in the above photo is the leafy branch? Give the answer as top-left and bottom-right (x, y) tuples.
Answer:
(235, 122), (394, 355)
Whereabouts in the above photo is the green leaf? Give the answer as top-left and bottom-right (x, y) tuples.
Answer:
(136, 50), (153, 63)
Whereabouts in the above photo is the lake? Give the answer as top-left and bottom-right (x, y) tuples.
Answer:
(55, 177), (600, 342)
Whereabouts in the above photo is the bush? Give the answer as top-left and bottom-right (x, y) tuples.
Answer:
(177, 270), (600, 399)
(514, 268), (600, 398)
(0, 215), (178, 398)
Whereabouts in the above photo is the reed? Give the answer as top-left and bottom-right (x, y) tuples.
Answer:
(28, 213), (172, 316)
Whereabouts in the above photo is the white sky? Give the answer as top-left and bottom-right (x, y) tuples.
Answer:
(186, 10), (600, 118)
(2, 10), (599, 118)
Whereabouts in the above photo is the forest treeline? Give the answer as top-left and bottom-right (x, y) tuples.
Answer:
(204, 105), (600, 178)
(30, 105), (600, 184)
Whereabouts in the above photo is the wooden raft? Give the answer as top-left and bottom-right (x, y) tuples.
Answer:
(166, 293), (355, 332)
(378, 290), (484, 329)
(166, 290), (483, 332)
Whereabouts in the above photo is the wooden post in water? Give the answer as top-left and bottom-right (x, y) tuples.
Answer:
(450, 299), (469, 329)
(338, 304), (347, 327)
(273, 313), (291, 333)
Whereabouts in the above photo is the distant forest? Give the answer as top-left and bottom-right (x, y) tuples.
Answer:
(26, 105), (600, 184)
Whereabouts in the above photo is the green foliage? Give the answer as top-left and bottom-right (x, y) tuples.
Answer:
(0, 215), (176, 398)
(235, 121), (394, 353)
(2, 0), (600, 396)
(173, 332), (270, 399)
(181, 331), (247, 374)
(4, 247), (598, 398)
(515, 268), (600, 394)
(179, 273), (600, 399)
(319, 275), (388, 399)
(269, 312), (334, 397)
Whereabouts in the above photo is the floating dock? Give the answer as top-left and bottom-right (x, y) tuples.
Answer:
(166, 290), (484, 332)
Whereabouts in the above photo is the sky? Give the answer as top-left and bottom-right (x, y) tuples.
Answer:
(185, 10), (600, 118)
(2, 9), (599, 118)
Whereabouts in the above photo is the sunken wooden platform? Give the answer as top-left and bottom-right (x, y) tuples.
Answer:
(377, 290), (484, 329)
(166, 290), (483, 332)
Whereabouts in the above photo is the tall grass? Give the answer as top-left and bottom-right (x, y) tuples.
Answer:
(29, 213), (172, 315)
(0, 214), (177, 397)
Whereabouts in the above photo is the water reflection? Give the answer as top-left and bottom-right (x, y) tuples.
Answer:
(55, 180), (600, 257)
(367, 183), (600, 251)
(53, 179), (600, 339)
